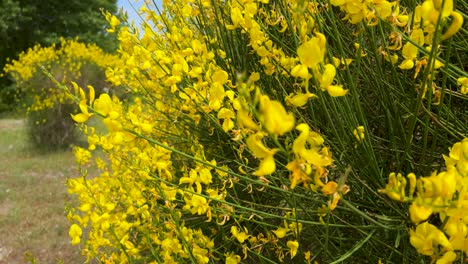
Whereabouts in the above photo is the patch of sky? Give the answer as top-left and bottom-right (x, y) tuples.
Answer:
(117, 0), (162, 33)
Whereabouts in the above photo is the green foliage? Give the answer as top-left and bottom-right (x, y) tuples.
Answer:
(3, 38), (119, 151)
(0, 81), (17, 113)
(0, 0), (118, 113)
(25, 103), (78, 152)
(24, 61), (111, 152)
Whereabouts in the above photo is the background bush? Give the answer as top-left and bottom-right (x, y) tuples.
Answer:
(3, 39), (119, 151)
(0, 0), (119, 113)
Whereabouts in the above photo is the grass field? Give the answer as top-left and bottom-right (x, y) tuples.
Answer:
(0, 119), (84, 263)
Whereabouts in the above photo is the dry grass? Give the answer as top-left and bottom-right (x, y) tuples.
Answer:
(0, 118), (84, 264)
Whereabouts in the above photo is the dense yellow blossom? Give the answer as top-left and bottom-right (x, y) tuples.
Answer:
(381, 138), (468, 262)
(4, 38), (119, 114)
(9, 0), (463, 263)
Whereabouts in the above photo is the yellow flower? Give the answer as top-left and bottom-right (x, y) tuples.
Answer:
(110, 15), (120, 28)
(71, 100), (93, 123)
(328, 192), (342, 210)
(287, 240), (299, 258)
(292, 124), (332, 181)
(231, 226), (249, 243)
(319, 64), (348, 97)
(408, 173), (417, 197)
(286, 92), (317, 107)
(273, 227), (289, 238)
(297, 33), (326, 69)
(225, 252), (241, 264)
(290, 64), (310, 79)
(286, 160), (311, 189)
(237, 109), (260, 131)
(410, 222), (453, 256)
(441, 11), (463, 40)
(326, 85), (349, 97)
(259, 95), (295, 136)
(379, 172), (407, 202)
(421, 0), (452, 24)
(353, 126), (365, 142)
(409, 203), (433, 223)
(74, 147), (92, 165)
(399, 29), (424, 70)
(212, 69), (229, 84)
(218, 108), (235, 132)
(321, 181), (338, 195)
(444, 220), (467, 250)
(436, 251), (457, 264)
(457, 77), (468, 94)
(69, 224), (82, 245)
(246, 133), (279, 176)
(304, 250), (312, 264)
(229, 7), (244, 28)
(93, 93), (114, 117)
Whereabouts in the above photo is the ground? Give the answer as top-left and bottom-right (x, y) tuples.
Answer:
(0, 119), (84, 263)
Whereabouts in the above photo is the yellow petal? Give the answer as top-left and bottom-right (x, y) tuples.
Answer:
(320, 64), (336, 88)
(225, 253), (241, 264)
(291, 64), (309, 79)
(78, 100), (89, 115)
(399, 59), (414, 69)
(442, 11), (463, 40)
(71, 113), (91, 123)
(287, 240), (299, 258)
(254, 154), (276, 176)
(273, 227), (289, 238)
(409, 203), (433, 223)
(433, 229), (453, 251)
(326, 85), (348, 97)
(260, 96), (295, 135)
(297, 36), (324, 68)
(212, 70), (229, 84)
(328, 192), (341, 210)
(246, 133), (274, 158)
(433, 0), (453, 17)
(94, 93), (112, 116)
(402, 43), (417, 61)
(292, 123), (309, 155)
(79, 88), (86, 101)
(331, 0), (346, 5)
(237, 110), (260, 130)
(222, 118), (234, 132)
(71, 81), (79, 95)
(109, 16), (120, 28)
(87, 85), (95, 104)
(69, 224), (82, 245)
(322, 181), (338, 195)
(218, 108), (235, 119)
(286, 92), (316, 107)
(436, 251), (457, 264)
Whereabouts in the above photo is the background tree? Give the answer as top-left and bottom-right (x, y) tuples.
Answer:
(0, 0), (118, 113)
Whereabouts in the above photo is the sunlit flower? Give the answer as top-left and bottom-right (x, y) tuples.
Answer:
(69, 224), (82, 245)
(287, 240), (299, 258)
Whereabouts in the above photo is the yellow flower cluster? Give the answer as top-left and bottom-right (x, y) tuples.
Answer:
(50, 0), (464, 263)
(331, 0), (465, 98)
(380, 138), (468, 263)
(3, 38), (119, 113)
(61, 0), (357, 262)
(227, 0), (348, 98)
(330, 0), (406, 26)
